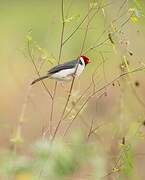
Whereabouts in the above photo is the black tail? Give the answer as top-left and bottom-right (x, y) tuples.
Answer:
(31, 75), (49, 85)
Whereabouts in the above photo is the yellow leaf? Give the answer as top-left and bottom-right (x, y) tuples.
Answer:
(15, 172), (33, 180)
(131, 16), (138, 23)
(10, 128), (24, 144)
(112, 167), (120, 173)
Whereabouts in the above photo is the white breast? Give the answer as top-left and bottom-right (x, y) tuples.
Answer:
(50, 58), (85, 81)
(50, 68), (75, 81)
(75, 62), (85, 76)
(75, 57), (85, 76)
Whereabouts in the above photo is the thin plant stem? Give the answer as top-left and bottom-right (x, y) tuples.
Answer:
(51, 1), (91, 141)
(62, 61), (104, 122)
(63, 66), (145, 136)
(12, 85), (32, 151)
(42, 0), (65, 138)
(62, 8), (92, 46)
(62, 1), (113, 46)
(83, 11), (133, 54)
(56, 5), (136, 138)
(28, 41), (53, 99)
(118, 0), (128, 14)
(87, 92), (105, 139)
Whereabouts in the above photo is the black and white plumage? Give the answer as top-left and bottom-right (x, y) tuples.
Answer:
(31, 55), (90, 85)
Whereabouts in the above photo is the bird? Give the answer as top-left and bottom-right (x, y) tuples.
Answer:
(31, 55), (90, 85)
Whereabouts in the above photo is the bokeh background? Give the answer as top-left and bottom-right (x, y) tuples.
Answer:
(0, 0), (145, 179)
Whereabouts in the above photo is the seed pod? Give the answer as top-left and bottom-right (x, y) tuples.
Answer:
(108, 33), (114, 44)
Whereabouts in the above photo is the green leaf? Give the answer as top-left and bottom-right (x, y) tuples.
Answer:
(122, 144), (134, 177)
(64, 15), (80, 23)
(26, 30), (33, 42)
(10, 128), (24, 145)
(90, 2), (98, 8)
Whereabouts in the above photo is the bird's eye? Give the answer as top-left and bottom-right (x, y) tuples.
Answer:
(79, 60), (83, 65)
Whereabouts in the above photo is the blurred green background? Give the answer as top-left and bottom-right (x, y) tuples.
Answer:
(0, 0), (145, 179)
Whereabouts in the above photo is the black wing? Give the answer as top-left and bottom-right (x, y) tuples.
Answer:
(48, 59), (77, 74)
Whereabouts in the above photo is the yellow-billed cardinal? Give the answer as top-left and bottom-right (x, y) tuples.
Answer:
(31, 55), (90, 85)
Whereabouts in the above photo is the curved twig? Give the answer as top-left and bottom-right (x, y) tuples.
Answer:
(28, 41), (53, 99)
(42, 0), (65, 138)
(51, 1), (92, 141)
(63, 66), (145, 136)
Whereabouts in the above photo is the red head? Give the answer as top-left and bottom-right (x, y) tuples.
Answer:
(80, 55), (90, 65)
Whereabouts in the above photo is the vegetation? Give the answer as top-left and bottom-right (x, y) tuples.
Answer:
(0, 0), (145, 179)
